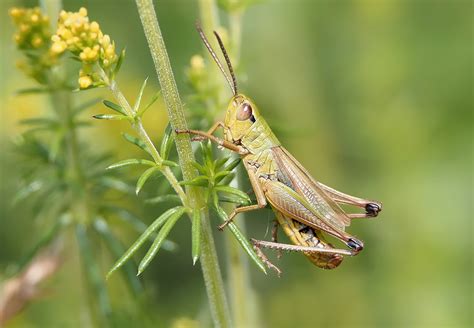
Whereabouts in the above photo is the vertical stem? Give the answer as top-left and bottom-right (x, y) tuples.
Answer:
(197, 2), (260, 327)
(134, 1), (231, 327)
(43, 1), (108, 324)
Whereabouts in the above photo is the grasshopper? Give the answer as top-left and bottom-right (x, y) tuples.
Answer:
(177, 26), (382, 273)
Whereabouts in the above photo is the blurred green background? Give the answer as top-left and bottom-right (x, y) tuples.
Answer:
(0, 0), (472, 327)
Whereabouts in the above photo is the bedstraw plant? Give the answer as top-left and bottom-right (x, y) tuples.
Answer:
(6, 1), (263, 327)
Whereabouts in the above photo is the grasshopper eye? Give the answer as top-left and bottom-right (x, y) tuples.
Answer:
(236, 103), (254, 122)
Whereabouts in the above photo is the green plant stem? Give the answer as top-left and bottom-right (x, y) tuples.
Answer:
(134, 1), (231, 327)
(106, 77), (188, 206)
(42, 0), (107, 325)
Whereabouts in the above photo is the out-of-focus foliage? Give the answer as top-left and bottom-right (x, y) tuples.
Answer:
(1, 0), (471, 327)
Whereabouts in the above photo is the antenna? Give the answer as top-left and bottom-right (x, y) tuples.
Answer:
(195, 22), (237, 95)
(212, 31), (238, 96)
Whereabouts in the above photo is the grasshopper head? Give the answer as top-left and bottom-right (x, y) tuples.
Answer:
(224, 94), (259, 142)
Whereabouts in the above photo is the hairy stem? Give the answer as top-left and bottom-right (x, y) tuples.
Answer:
(134, 0), (231, 326)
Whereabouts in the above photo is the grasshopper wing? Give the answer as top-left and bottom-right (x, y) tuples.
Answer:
(264, 177), (351, 242)
(271, 146), (352, 230)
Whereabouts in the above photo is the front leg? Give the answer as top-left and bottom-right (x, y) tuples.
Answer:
(191, 121), (225, 141)
(175, 128), (249, 155)
(318, 182), (382, 218)
(218, 163), (267, 230)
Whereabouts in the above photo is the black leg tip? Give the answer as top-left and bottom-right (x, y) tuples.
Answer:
(365, 203), (382, 216)
(347, 238), (364, 252)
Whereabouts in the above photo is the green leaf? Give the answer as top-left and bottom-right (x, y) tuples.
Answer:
(106, 158), (156, 170)
(133, 77), (148, 114)
(103, 206), (177, 252)
(218, 193), (252, 206)
(224, 157), (241, 172)
(106, 206), (183, 279)
(103, 100), (128, 115)
(201, 141), (214, 169)
(214, 170), (232, 184)
(192, 161), (207, 175)
(76, 224), (112, 316)
(218, 172), (236, 186)
(137, 90), (161, 117)
(122, 133), (150, 154)
(179, 176), (209, 187)
(19, 118), (57, 127)
(93, 114), (131, 121)
(191, 209), (201, 265)
(138, 207), (186, 275)
(214, 185), (251, 204)
(15, 87), (50, 95)
(214, 157), (230, 170)
(160, 124), (174, 160)
(161, 160), (178, 167)
(93, 218), (143, 295)
(136, 166), (160, 195)
(145, 194), (181, 204)
(112, 48), (126, 78)
(211, 192), (267, 274)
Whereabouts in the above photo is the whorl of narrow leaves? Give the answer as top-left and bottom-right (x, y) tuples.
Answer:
(106, 206), (184, 279)
(211, 193), (267, 274)
(137, 207), (186, 274)
(178, 141), (266, 272)
(94, 219), (143, 295)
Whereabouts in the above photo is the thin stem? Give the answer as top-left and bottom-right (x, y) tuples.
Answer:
(107, 77), (188, 206)
(134, 1), (231, 327)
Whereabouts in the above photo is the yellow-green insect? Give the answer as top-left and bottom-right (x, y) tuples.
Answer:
(178, 26), (382, 274)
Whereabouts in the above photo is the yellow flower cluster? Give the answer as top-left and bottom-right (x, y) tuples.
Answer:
(10, 7), (51, 50)
(9, 7), (58, 83)
(51, 7), (118, 88)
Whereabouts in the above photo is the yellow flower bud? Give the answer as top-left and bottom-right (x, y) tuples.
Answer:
(51, 41), (66, 54)
(78, 75), (92, 89)
(90, 21), (100, 33)
(59, 10), (67, 20)
(79, 7), (88, 17)
(9, 8), (22, 19)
